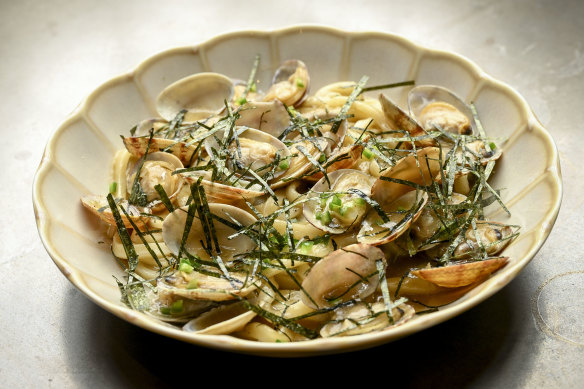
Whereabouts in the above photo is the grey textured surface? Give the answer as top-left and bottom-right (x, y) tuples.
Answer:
(3, 0), (583, 387)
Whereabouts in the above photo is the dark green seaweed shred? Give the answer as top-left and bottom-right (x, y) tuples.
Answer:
(239, 298), (318, 339)
(128, 131), (154, 206)
(360, 80), (415, 93)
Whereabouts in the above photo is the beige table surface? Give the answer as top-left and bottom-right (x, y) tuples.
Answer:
(2, 0), (583, 387)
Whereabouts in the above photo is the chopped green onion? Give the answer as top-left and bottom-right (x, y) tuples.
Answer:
(109, 181), (117, 194)
(318, 153), (326, 163)
(329, 196), (342, 212)
(353, 197), (366, 206)
(339, 205), (349, 216)
(295, 78), (305, 88)
(179, 261), (194, 273)
(362, 148), (374, 160)
(279, 160), (290, 170)
(329, 202), (341, 212)
(250, 82), (257, 92)
(316, 210), (331, 225)
(298, 241), (314, 254)
(170, 300), (184, 313)
(160, 307), (171, 315)
(236, 97), (247, 105)
(489, 142), (497, 150)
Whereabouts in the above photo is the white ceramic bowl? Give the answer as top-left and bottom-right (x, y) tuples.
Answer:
(33, 26), (562, 356)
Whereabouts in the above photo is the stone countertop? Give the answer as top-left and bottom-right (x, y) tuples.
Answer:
(2, 0), (583, 387)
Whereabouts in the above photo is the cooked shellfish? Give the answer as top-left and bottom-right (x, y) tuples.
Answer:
(156, 72), (234, 122)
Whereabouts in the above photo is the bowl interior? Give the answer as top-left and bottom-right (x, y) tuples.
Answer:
(33, 26), (561, 356)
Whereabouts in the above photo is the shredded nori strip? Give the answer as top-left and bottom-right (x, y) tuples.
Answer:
(128, 131), (154, 206)
(360, 80), (415, 93)
(330, 75), (369, 134)
(106, 194), (139, 272)
(239, 298), (318, 339)
(154, 184), (174, 213)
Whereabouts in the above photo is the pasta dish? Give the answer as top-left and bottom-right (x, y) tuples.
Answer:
(81, 57), (517, 341)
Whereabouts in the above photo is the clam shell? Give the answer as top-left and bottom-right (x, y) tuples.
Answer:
(182, 301), (254, 334)
(162, 203), (257, 260)
(264, 59), (310, 107)
(411, 192), (467, 251)
(320, 301), (415, 338)
(358, 190), (429, 246)
(157, 273), (258, 302)
(454, 221), (515, 259)
(303, 169), (376, 234)
(371, 147), (443, 206)
(301, 243), (385, 309)
(180, 173), (266, 203)
(126, 151), (184, 212)
(122, 136), (198, 166)
(268, 290), (332, 327)
(156, 72), (234, 122)
(235, 100), (291, 138)
(148, 299), (217, 324)
(182, 287), (273, 335)
(235, 322), (303, 342)
(134, 118), (168, 137)
(204, 127), (291, 182)
(411, 257), (509, 288)
(408, 85), (475, 135)
(379, 93), (435, 148)
(80, 195), (150, 230)
(271, 119), (348, 188)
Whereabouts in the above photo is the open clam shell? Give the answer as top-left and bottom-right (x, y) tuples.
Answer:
(454, 221), (515, 259)
(80, 195), (150, 231)
(148, 299), (217, 324)
(156, 72), (234, 122)
(358, 190), (429, 245)
(126, 151), (184, 212)
(235, 100), (291, 138)
(320, 301), (415, 338)
(271, 119), (348, 188)
(182, 287), (273, 335)
(379, 93), (435, 148)
(408, 86), (503, 165)
(183, 301), (255, 335)
(371, 147), (443, 206)
(264, 59), (310, 107)
(157, 272), (258, 302)
(122, 136), (198, 167)
(134, 118), (168, 137)
(303, 169), (375, 234)
(411, 192), (467, 251)
(408, 85), (475, 135)
(204, 127), (291, 182)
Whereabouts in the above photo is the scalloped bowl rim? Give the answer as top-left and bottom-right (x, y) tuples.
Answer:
(33, 25), (562, 357)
